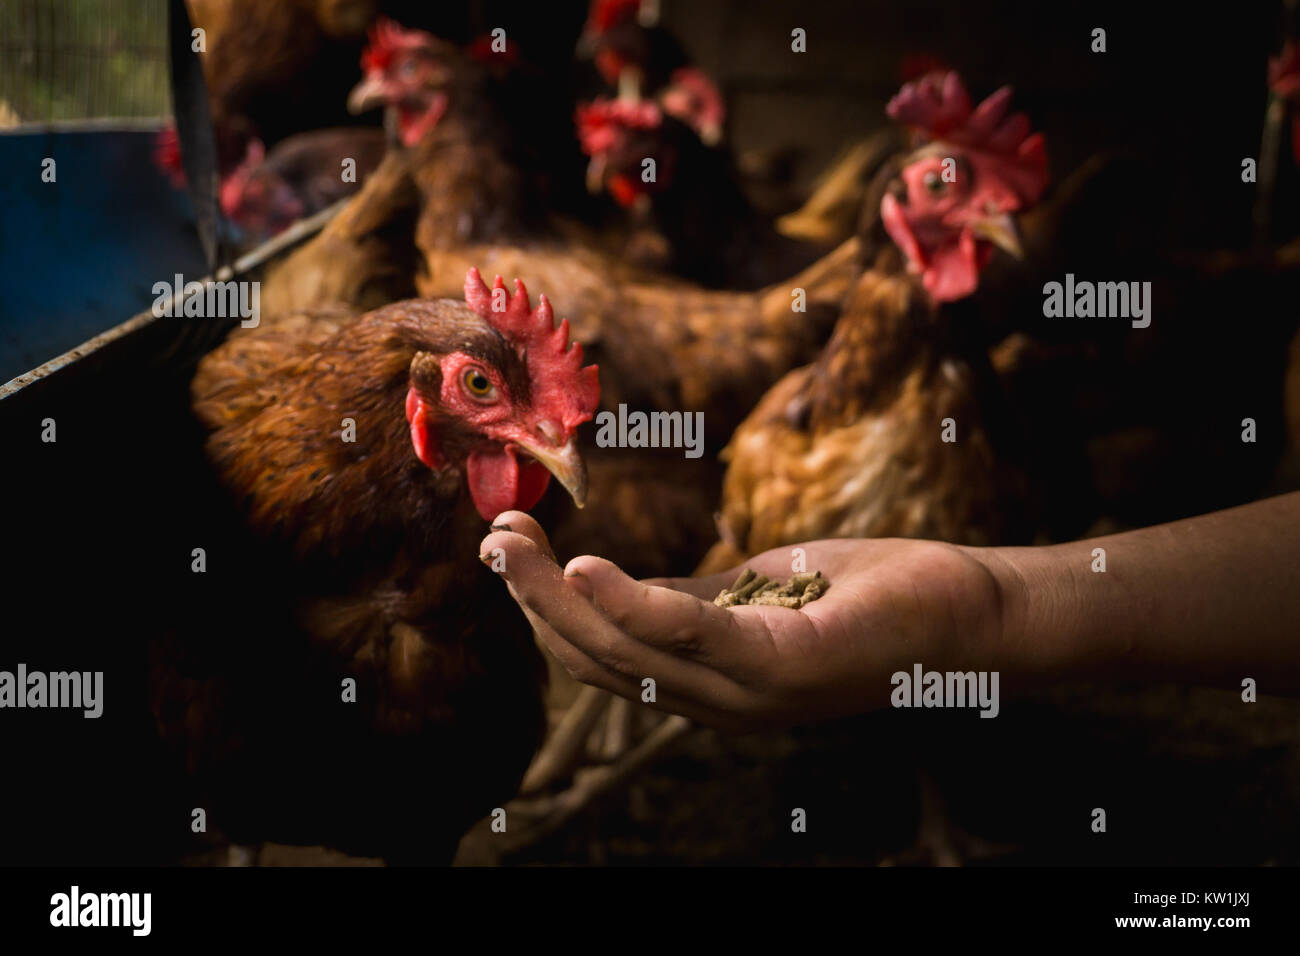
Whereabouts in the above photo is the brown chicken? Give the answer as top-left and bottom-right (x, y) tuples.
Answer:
(576, 0), (692, 100)
(537, 237), (862, 576)
(700, 72), (1048, 572)
(573, 0), (822, 288)
(258, 21), (862, 427)
(261, 19), (872, 578)
(260, 18), (628, 319)
(575, 93), (828, 288)
(186, 0), (380, 166)
(153, 123), (388, 242)
(219, 127), (388, 241)
(676, 75), (1050, 870)
(151, 269), (599, 863)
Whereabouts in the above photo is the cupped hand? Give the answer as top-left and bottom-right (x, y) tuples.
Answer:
(480, 511), (1013, 733)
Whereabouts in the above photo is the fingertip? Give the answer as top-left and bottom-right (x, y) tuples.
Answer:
(478, 530), (511, 557)
(479, 527), (557, 577)
(563, 554), (625, 584)
(562, 566), (595, 600)
(491, 510), (549, 548)
(563, 556), (627, 608)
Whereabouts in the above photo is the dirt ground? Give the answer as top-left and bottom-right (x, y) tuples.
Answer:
(445, 681), (1300, 866)
(177, 674), (1300, 867)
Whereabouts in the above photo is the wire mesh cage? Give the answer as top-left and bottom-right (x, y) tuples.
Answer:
(0, 0), (169, 126)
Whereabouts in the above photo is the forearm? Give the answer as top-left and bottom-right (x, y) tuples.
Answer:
(979, 492), (1300, 694)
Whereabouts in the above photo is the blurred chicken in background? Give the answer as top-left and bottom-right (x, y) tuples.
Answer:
(575, 90), (827, 287)
(702, 72), (1048, 570)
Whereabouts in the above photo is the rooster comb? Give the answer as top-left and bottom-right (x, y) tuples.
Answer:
(887, 70), (1048, 203)
(361, 17), (430, 73)
(586, 0), (652, 35)
(464, 268), (600, 427)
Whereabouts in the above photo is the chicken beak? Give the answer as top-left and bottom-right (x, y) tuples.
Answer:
(519, 438), (588, 508)
(969, 212), (1024, 259)
(586, 155), (607, 195)
(348, 75), (387, 115)
(617, 67), (643, 102)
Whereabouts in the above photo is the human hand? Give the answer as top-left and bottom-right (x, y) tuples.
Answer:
(480, 511), (1015, 733)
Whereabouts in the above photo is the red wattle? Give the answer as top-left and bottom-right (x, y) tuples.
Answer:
(514, 458), (553, 513)
(405, 387), (442, 469)
(466, 445), (553, 521)
(608, 174), (641, 207)
(881, 193), (925, 271)
(398, 93), (448, 148)
(922, 227), (981, 303)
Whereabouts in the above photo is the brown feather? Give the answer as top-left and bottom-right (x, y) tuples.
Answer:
(157, 295), (551, 861)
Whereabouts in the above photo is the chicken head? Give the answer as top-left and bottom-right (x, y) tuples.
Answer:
(879, 71), (1048, 303)
(348, 17), (457, 147)
(405, 269), (601, 521)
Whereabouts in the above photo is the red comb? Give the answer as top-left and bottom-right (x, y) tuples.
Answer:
(464, 268), (600, 428)
(574, 97), (662, 155)
(586, 0), (642, 35)
(360, 17), (430, 73)
(887, 71), (1048, 205)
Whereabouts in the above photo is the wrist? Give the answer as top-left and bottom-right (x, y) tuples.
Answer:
(968, 542), (1100, 692)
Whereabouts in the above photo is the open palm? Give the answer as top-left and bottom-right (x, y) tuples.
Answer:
(481, 512), (1010, 732)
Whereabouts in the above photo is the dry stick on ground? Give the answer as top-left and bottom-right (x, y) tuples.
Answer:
(488, 715), (695, 861)
(518, 567), (829, 832)
(586, 706), (609, 760)
(602, 696), (634, 760)
(520, 685), (612, 794)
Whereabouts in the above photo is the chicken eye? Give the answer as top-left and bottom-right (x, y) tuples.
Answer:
(462, 367), (497, 400)
(399, 59), (418, 79)
(923, 170), (946, 195)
